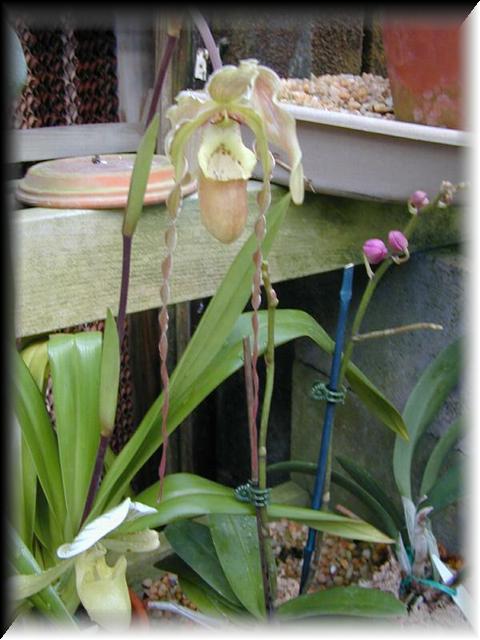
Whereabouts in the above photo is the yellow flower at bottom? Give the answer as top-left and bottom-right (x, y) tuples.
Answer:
(75, 545), (131, 631)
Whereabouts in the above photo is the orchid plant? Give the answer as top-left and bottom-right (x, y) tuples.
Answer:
(156, 59), (304, 492)
(11, 16), (427, 631)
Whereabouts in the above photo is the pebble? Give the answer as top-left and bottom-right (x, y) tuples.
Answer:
(279, 73), (395, 120)
(142, 521), (390, 616)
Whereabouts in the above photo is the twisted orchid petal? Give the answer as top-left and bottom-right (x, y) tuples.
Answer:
(250, 66), (304, 204)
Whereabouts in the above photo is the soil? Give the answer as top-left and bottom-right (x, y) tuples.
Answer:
(140, 519), (468, 629)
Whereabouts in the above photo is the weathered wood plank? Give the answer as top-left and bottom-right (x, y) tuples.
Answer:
(9, 122), (144, 163)
(13, 183), (461, 338)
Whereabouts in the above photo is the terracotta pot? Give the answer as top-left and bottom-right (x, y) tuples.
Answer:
(381, 18), (463, 129)
(16, 154), (196, 209)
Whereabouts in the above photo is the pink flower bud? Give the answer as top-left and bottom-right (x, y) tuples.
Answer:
(388, 230), (409, 254)
(408, 190), (430, 211)
(363, 238), (388, 264)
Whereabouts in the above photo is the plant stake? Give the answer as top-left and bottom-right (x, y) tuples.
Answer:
(299, 263), (354, 594)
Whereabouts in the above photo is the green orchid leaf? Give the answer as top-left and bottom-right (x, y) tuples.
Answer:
(119, 474), (393, 544)
(393, 338), (462, 499)
(48, 332), (103, 536)
(336, 456), (404, 531)
(209, 514), (266, 619)
(92, 192), (292, 516)
(420, 418), (463, 497)
(276, 586), (406, 620)
(427, 463), (464, 514)
(12, 413), (37, 550)
(20, 340), (49, 392)
(156, 554), (245, 619)
(123, 113), (160, 236)
(9, 525), (78, 627)
(99, 309), (120, 436)
(179, 577), (245, 622)
(14, 349), (65, 532)
(164, 520), (241, 606)
(268, 460), (399, 539)
(10, 559), (74, 600)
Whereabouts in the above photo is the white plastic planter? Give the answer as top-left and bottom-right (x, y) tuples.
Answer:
(253, 104), (469, 202)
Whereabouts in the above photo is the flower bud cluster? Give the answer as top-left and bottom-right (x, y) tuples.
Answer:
(363, 230), (409, 267)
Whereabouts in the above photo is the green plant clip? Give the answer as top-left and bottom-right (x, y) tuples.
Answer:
(234, 480), (271, 507)
(401, 575), (457, 599)
(311, 381), (346, 404)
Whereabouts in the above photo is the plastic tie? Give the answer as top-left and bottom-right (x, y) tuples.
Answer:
(311, 381), (346, 404)
(401, 574), (457, 598)
(234, 480), (271, 507)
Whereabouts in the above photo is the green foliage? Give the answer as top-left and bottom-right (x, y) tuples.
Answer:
(393, 338), (462, 499)
(98, 309), (121, 435)
(276, 586), (406, 619)
(271, 340), (464, 577)
(209, 515), (266, 619)
(122, 114), (160, 236)
(120, 473), (392, 543)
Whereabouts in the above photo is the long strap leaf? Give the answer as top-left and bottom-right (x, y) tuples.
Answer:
(420, 418), (463, 497)
(14, 350), (66, 532)
(393, 338), (462, 499)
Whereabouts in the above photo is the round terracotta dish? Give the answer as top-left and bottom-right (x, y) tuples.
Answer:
(16, 154), (197, 208)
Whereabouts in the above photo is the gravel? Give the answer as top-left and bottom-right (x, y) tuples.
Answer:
(278, 73), (395, 119)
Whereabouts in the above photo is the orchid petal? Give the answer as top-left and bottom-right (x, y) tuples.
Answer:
(198, 122), (257, 181)
(103, 529), (160, 554)
(251, 65), (304, 204)
(206, 61), (258, 104)
(57, 498), (156, 559)
(233, 105), (273, 213)
(166, 106), (221, 182)
(75, 546), (131, 631)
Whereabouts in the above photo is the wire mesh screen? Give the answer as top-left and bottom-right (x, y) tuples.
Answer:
(12, 18), (119, 128)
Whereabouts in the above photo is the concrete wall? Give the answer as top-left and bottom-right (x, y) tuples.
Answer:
(208, 10), (387, 79)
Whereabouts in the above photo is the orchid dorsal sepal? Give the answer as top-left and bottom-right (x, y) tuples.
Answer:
(57, 498), (157, 559)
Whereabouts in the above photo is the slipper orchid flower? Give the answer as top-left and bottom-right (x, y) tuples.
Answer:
(165, 58), (304, 242)
(56, 498), (159, 630)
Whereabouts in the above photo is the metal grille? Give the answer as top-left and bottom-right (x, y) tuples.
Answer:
(12, 18), (119, 128)
(13, 17), (134, 452)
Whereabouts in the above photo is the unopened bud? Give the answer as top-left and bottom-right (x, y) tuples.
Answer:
(388, 230), (409, 254)
(408, 190), (430, 214)
(363, 238), (388, 265)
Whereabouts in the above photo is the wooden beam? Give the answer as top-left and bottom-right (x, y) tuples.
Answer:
(9, 123), (144, 163)
(13, 183), (461, 338)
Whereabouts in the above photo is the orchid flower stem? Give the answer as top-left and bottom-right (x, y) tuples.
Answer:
(353, 322), (443, 342)
(243, 337), (258, 482)
(258, 261), (279, 611)
(145, 33), (178, 129)
(242, 337), (273, 616)
(191, 11), (223, 71)
(81, 434), (109, 525)
(259, 261), (278, 490)
(116, 234), (132, 344)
